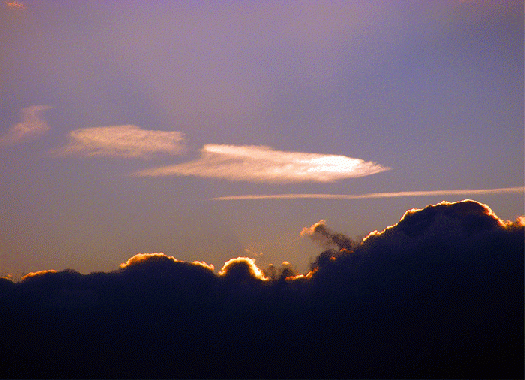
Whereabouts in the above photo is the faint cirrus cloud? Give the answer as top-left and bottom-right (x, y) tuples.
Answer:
(0, 105), (53, 146)
(134, 144), (389, 182)
(55, 125), (186, 159)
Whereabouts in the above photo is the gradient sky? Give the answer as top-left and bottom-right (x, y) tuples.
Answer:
(1, 0), (523, 276)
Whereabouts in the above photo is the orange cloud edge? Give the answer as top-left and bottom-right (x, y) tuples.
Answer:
(9, 199), (524, 283)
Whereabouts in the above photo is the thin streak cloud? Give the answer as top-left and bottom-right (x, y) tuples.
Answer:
(213, 186), (525, 200)
(56, 125), (186, 158)
(0, 105), (52, 146)
(135, 144), (388, 182)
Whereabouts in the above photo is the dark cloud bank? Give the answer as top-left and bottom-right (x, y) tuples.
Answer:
(1, 200), (523, 379)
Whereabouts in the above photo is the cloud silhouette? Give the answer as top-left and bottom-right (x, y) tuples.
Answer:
(56, 125), (186, 158)
(0, 105), (53, 145)
(0, 199), (522, 378)
(135, 144), (388, 182)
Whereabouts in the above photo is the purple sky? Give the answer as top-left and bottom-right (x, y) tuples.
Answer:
(1, 0), (523, 276)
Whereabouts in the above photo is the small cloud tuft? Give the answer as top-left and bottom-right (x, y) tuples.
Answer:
(0, 105), (53, 146)
(301, 219), (355, 251)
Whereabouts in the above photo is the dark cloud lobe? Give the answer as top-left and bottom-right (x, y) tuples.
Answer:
(0, 200), (522, 378)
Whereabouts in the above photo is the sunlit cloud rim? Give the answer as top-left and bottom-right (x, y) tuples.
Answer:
(135, 144), (389, 182)
(212, 186), (525, 200)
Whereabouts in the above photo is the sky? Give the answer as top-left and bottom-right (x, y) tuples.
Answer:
(1, 0), (523, 276)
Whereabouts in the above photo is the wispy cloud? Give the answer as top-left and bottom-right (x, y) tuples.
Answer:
(4, 1), (26, 10)
(135, 144), (388, 182)
(56, 125), (186, 158)
(0, 105), (52, 146)
(213, 186), (525, 200)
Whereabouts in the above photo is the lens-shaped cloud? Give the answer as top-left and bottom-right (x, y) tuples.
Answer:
(56, 125), (186, 158)
(135, 144), (388, 182)
(0, 105), (53, 146)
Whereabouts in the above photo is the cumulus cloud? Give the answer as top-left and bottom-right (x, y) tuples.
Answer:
(56, 125), (186, 158)
(135, 144), (388, 182)
(0, 200), (522, 379)
(0, 105), (52, 146)
(213, 186), (525, 200)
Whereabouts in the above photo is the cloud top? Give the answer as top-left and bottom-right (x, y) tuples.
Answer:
(362, 199), (521, 246)
(57, 125), (185, 158)
(135, 144), (388, 182)
(20, 269), (57, 281)
(219, 256), (268, 281)
(0, 105), (52, 146)
(120, 252), (214, 271)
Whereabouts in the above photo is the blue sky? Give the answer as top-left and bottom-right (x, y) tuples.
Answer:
(1, 0), (523, 275)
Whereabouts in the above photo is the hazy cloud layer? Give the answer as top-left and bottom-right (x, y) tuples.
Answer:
(0, 105), (52, 146)
(1, 200), (522, 378)
(56, 125), (186, 158)
(213, 186), (525, 200)
(136, 144), (388, 182)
